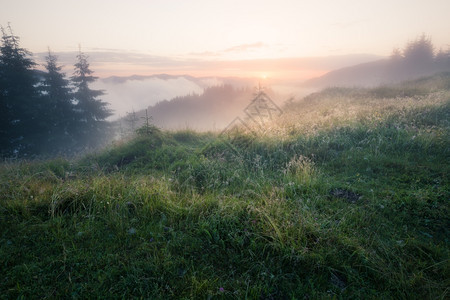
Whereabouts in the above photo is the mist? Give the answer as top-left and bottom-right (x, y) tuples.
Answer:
(93, 76), (223, 119)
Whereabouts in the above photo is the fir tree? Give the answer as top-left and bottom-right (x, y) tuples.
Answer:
(72, 48), (112, 149)
(435, 48), (450, 71)
(402, 34), (435, 75)
(0, 24), (41, 156)
(41, 49), (76, 153)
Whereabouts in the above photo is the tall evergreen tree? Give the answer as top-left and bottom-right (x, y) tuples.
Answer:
(402, 34), (435, 75)
(0, 24), (42, 156)
(41, 49), (76, 153)
(435, 48), (450, 71)
(72, 49), (112, 149)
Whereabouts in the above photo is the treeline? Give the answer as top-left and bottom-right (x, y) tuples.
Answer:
(387, 34), (450, 79)
(0, 25), (112, 158)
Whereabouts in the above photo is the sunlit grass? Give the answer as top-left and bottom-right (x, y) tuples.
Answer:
(1, 74), (449, 298)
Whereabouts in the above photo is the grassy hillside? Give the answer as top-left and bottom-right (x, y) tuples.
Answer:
(1, 74), (449, 299)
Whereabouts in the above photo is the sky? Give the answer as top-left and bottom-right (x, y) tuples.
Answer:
(2, 0), (450, 79)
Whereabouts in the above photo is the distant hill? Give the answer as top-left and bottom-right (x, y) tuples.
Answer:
(94, 74), (260, 119)
(303, 58), (450, 88)
(304, 36), (450, 88)
(102, 74), (199, 85)
(116, 84), (262, 132)
(101, 74), (256, 88)
(303, 59), (388, 88)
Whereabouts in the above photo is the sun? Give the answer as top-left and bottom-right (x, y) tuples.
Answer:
(261, 74), (268, 80)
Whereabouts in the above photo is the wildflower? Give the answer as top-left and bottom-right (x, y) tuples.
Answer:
(219, 287), (225, 293)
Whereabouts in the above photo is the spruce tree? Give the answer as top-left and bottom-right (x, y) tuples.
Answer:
(41, 49), (76, 153)
(435, 48), (450, 71)
(0, 24), (41, 156)
(402, 34), (435, 75)
(72, 49), (112, 149)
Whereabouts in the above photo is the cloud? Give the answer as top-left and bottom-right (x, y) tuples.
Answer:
(33, 49), (383, 88)
(223, 42), (266, 53)
(35, 50), (183, 67)
(33, 50), (201, 77)
(187, 51), (222, 57)
(187, 42), (266, 59)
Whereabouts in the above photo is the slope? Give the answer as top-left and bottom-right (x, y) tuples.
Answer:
(1, 74), (449, 299)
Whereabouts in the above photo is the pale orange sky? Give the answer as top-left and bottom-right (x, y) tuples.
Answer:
(2, 0), (450, 79)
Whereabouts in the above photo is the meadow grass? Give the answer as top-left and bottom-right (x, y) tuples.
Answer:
(1, 74), (449, 299)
